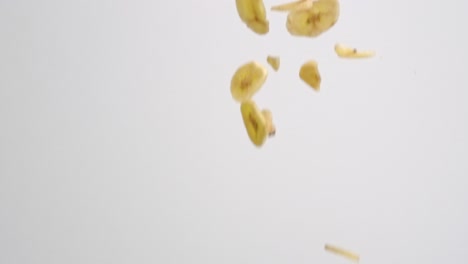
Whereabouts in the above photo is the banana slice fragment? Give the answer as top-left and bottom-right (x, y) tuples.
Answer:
(231, 61), (268, 103)
(335, 43), (375, 58)
(241, 100), (275, 147)
(261, 109), (276, 136)
(272, 0), (340, 37)
(299, 60), (321, 91)
(324, 244), (360, 262)
(266, 55), (280, 71)
(236, 0), (270, 35)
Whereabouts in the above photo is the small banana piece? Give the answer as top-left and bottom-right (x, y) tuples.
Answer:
(334, 43), (376, 58)
(272, 0), (340, 37)
(231, 61), (268, 103)
(261, 109), (276, 136)
(324, 244), (360, 262)
(236, 0), (270, 35)
(266, 55), (280, 71)
(299, 60), (321, 91)
(241, 100), (269, 147)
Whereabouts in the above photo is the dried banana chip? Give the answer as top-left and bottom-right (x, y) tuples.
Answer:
(272, 0), (340, 37)
(271, 0), (314, 12)
(334, 43), (375, 58)
(299, 60), (321, 91)
(261, 109), (276, 136)
(324, 244), (360, 262)
(236, 0), (270, 34)
(231, 61), (268, 102)
(266, 55), (280, 71)
(241, 100), (275, 147)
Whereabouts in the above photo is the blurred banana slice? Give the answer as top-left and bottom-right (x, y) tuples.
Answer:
(266, 55), (280, 71)
(236, 0), (270, 35)
(335, 43), (375, 58)
(261, 109), (276, 136)
(272, 0), (340, 37)
(231, 61), (268, 103)
(324, 244), (360, 262)
(241, 100), (275, 147)
(288, 0), (340, 37)
(299, 60), (321, 91)
(271, 0), (314, 12)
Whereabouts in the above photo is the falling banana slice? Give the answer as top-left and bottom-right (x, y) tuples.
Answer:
(261, 109), (276, 136)
(266, 55), (280, 71)
(271, 0), (314, 12)
(324, 244), (360, 262)
(231, 61), (268, 103)
(288, 0), (340, 37)
(299, 60), (321, 91)
(241, 100), (272, 147)
(236, 0), (270, 35)
(272, 0), (340, 37)
(335, 43), (375, 58)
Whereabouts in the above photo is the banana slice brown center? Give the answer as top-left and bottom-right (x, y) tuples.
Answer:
(249, 114), (259, 132)
(241, 79), (251, 90)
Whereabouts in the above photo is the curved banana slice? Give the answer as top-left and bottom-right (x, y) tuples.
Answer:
(334, 43), (375, 58)
(241, 100), (268, 147)
(271, 0), (314, 12)
(240, 101), (276, 147)
(231, 61), (268, 103)
(236, 0), (270, 35)
(266, 55), (280, 71)
(283, 0), (340, 37)
(299, 60), (321, 91)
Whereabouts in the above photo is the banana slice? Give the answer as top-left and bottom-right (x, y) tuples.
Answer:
(271, 0), (314, 12)
(236, 0), (270, 35)
(240, 100), (275, 147)
(272, 0), (340, 37)
(299, 60), (321, 91)
(324, 244), (360, 262)
(334, 43), (375, 58)
(231, 61), (268, 103)
(261, 109), (276, 136)
(266, 55), (280, 71)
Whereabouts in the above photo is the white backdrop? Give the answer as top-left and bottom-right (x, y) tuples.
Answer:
(1, 0), (467, 263)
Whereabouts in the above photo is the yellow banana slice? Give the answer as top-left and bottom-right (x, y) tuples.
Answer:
(266, 55), (280, 71)
(271, 0), (314, 12)
(231, 61), (268, 103)
(240, 101), (275, 147)
(236, 0), (270, 35)
(240, 100), (268, 147)
(299, 60), (321, 91)
(261, 109), (276, 136)
(324, 244), (360, 262)
(272, 0), (340, 37)
(334, 43), (375, 58)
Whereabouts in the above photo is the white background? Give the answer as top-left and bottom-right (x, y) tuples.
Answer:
(1, 0), (468, 263)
